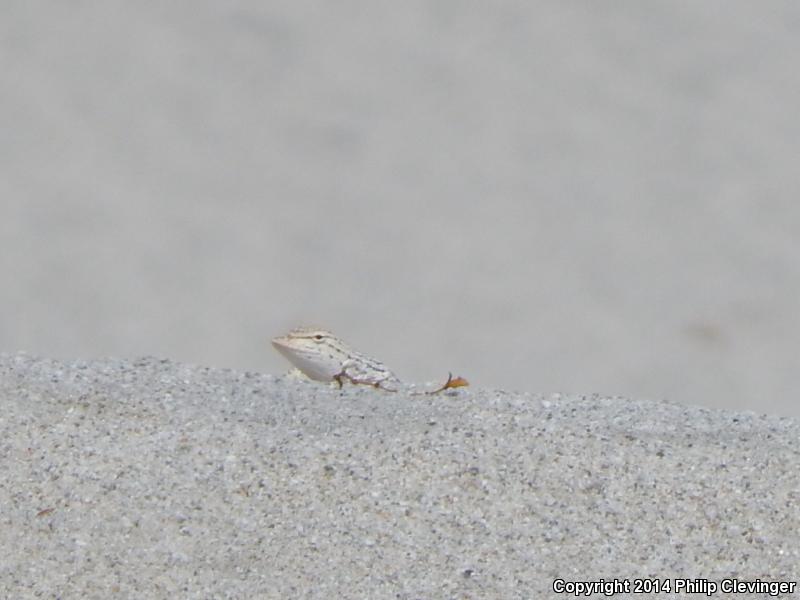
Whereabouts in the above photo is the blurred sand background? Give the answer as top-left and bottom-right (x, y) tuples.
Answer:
(2, 1), (799, 416)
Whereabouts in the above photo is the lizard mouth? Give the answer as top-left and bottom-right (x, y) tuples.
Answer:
(270, 337), (297, 364)
(270, 336), (290, 349)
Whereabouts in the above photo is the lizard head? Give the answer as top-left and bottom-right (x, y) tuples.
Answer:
(271, 327), (350, 381)
(272, 327), (336, 346)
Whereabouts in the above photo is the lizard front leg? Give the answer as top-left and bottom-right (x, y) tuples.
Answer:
(333, 359), (399, 392)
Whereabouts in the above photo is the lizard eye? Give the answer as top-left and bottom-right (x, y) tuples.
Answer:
(313, 334), (324, 341)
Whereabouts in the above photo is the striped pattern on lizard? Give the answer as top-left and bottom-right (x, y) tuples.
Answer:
(271, 327), (468, 394)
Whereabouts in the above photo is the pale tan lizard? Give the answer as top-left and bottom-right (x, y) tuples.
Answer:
(271, 327), (467, 394)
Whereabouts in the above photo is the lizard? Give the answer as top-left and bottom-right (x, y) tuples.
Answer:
(271, 327), (468, 394)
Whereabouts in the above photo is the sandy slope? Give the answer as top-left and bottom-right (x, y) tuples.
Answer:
(1, 354), (797, 598)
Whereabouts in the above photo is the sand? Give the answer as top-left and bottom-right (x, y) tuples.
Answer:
(1, 353), (797, 598)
